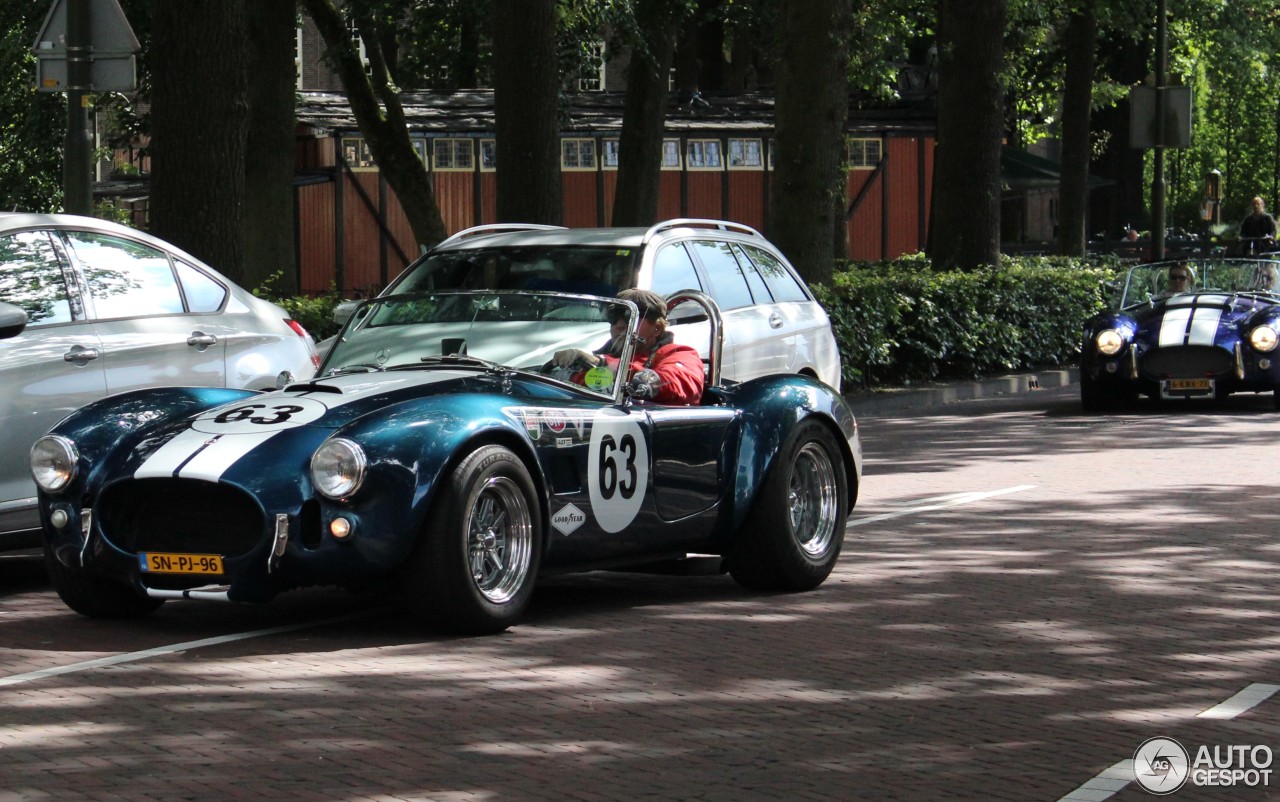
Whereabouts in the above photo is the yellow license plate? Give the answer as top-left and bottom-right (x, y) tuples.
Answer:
(1169, 378), (1211, 391)
(138, 552), (224, 575)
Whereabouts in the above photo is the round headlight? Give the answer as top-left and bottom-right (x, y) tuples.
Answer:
(1251, 325), (1279, 353)
(30, 435), (78, 493)
(310, 438), (366, 500)
(1095, 329), (1125, 356)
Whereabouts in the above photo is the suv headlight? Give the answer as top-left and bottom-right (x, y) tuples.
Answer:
(1251, 325), (1279, 352)
(30, 435), (79, 493)
(311, 438), (366, 500)
(1095, 329), (1125, 356)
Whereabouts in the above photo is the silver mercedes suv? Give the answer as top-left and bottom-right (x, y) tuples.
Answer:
(330, 219), (841, 390)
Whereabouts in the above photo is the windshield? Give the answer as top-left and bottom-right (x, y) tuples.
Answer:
(1120, 258), (1280, 307)
(391, 246), (637, 298)
(319, 291), (637, 398)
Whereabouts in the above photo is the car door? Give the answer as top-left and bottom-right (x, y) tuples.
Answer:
(65, 229), (228, 393)
(0, 229), (106, 540)
(685, 238), (785, 381)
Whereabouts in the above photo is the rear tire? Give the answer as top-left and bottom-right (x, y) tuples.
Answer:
(400, 445), (541, 635)
(44, 542), (163, 619)
(729, 420), (848, 592)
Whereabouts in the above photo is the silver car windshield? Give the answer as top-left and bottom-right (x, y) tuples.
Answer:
(321, 291), (637, 399)
(393, 246), (636, 297)
(1120, 258), (1280, 307)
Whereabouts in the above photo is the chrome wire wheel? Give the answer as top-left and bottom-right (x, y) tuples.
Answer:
(788, 441), (840, 558)
(467, 475), (535, 604)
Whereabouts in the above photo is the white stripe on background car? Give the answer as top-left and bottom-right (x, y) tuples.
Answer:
(132, 371), (471, 482)
(1158, 296), (1228, 347)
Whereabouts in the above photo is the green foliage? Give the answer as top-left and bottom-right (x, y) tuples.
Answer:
(253, 272), (344, 340)
(815, 254), (1115, 389)
(0, 3), (64, 212)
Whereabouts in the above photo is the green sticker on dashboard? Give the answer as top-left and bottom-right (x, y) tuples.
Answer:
(584, 365), (614, 392)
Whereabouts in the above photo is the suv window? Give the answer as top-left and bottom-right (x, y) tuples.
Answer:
(730, 243), (773, 303)
(687, 240), (754, 310)
(649, 243), (702, 296)
(396, 246), (631, 297)
(0, 231), (75, 326)
(69, 233), (185, 318)
(742, 244), (809, 302)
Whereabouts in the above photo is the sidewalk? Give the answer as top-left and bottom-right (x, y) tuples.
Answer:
(843, 366), (1079, 416)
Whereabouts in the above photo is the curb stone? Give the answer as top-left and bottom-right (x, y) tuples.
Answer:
(842, 367), (1080, 417)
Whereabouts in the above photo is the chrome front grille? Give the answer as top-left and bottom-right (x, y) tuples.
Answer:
(1141, 345), (1233, 379)
(97, 478), (265, 557)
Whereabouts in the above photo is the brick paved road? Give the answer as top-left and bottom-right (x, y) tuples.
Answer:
(3, 386), (1280, 801)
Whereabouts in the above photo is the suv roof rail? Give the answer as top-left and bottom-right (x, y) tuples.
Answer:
(435, 223), (567, 249)
(641, 218), (764, 245)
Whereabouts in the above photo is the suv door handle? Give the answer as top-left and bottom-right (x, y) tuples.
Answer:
(768, 312), (784, 329)
(187, 331), (218, 349)
(63, 344), (100, 364)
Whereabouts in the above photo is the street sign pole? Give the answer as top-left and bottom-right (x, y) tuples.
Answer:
(1151, 0), (1168, 261)
(63, 0), (92, 215)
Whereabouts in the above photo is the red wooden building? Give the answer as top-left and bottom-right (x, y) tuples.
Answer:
(292, 91), (937, 297)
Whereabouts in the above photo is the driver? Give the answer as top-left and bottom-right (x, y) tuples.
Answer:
(552, 289), (705, 405)
(1159, 263), (1194, 297)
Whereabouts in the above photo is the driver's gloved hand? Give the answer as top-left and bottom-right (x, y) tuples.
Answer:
(553, 348), (597, 368)
(627, 369), (662, 400)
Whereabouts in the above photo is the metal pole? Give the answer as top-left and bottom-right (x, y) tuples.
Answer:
(1151, 0), (1167, 260)
(63, 0), (93, 215)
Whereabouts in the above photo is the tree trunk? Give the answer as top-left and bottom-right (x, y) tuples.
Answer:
(768, 0), (852, 288)
(612, 0), (681, 227)
(149, 0), (248, 283)
(300, 0), (447, 248)
(243, 0), (298, 294)
(1056, 2), (1096, 257)
(492, 0), (562, 224)
(930, 0), (1008, 271)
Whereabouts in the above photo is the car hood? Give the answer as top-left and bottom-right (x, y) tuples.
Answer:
(1127, 292), (1279, 346)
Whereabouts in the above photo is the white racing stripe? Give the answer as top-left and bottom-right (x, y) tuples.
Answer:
(1158, 297), (1226, 347)
(848, 484), (1035, 528)
(132, 370), (468, 481)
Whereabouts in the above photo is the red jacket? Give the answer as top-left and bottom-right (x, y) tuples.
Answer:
(602, 335), (704, 405)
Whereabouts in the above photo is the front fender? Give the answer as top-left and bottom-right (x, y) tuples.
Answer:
(727, 376), (860, 531)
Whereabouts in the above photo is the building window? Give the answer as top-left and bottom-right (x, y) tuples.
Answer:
(686, 139), (723, 170)
(848, 137), (883, 169)
(295, 26), (303, 91)
(433, 138), (473, 171)
(561, 138), (597, 171)
(480, 139), (496, 172)
(577, 42), (606, 91)
(410, 138), (428, 166)
(661, 139), (682, 170)
(602, 138), (620, 170)
(767, 139), (775, 170)
(341, 136), (376, 170)
(727, 138), (763, 170)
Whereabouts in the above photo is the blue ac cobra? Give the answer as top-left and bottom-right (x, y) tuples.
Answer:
(1080, 257), (1280, 411)
(31, 289), (861, 634)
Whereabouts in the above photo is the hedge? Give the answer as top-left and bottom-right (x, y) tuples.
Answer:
(813, 254), (1118, 390)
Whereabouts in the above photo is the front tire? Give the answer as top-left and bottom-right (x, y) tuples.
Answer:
(44, 542), (164, 619)
(400, 445), (541, 635)
(729, 420), (849, 592)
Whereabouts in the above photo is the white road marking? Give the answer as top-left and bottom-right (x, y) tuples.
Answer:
(1197, 682), (1280, 719)
(0, 611), (376, 688)
(1056, 682), (1279, 801)
(848, 484), (1036, 528)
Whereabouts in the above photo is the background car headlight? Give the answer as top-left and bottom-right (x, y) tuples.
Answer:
(311, 438), (367, 499)
(30, 435), (79, 493)
(1250, 325), (1279, 352)
(1095, 329), (1125, 356)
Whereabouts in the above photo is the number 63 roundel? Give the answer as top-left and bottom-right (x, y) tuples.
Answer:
(586, 409), (649, 533)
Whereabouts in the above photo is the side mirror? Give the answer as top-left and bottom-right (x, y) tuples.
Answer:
(0, 302), (29, 340)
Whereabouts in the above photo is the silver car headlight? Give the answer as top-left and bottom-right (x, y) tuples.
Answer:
(30, 435), (79, 493)
(310, 438), (367, 500)
(1250, 325), (1279, 352)
(1095, 329), (1125, 356)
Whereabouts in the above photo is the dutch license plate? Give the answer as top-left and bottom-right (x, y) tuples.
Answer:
(138, 552), (224, 575)
(1163, 378), (1213, 398)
